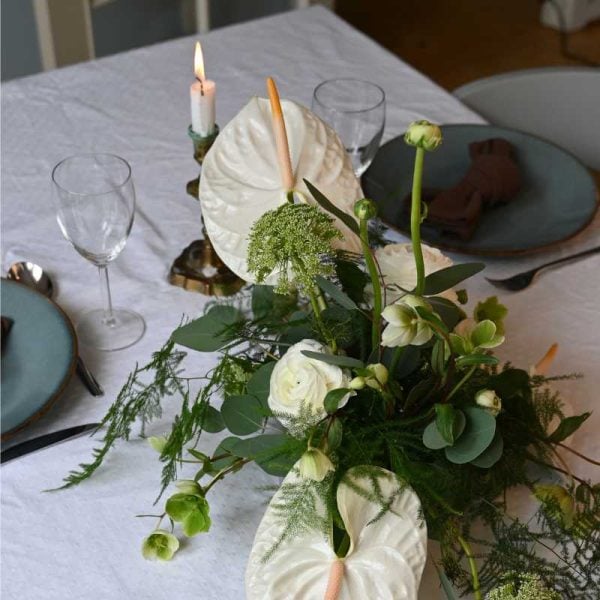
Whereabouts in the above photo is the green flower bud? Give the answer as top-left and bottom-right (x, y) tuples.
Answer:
(148, 435), (168, 453)
(475, 389), (502, 416)
(367, 363), (389, 385)
(298, 447), (335, 482)
(175, 479), (203, 496)
(141, 529), (180, 561)
(349, 376), (366, 390)
(404, 120), (442, 151)
(353, 198), (377, 220)
(533, 484), (575, 528)
(365, 378), (382, 391)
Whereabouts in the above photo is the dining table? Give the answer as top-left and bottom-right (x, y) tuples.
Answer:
(1, 6), (599, 599)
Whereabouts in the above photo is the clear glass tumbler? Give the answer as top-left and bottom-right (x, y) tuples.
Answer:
(312, 78), (386, 176)
(51, 153), (145, 351)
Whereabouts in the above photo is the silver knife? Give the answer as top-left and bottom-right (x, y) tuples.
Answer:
(0, 423), (100, 464)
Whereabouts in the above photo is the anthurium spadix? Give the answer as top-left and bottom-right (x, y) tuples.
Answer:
(246, 465), (427, 600)
(199, 96), (363, 282)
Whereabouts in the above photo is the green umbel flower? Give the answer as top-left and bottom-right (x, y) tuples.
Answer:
(247, 203), (342, 294)
(486, 573), (560, 600)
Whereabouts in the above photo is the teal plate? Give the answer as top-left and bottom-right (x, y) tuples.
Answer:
(362, 124), (598, 255)
(1, 279), (77, 438)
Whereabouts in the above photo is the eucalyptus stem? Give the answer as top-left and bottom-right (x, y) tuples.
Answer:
(204, 458), (251, 495)
(359, 217), (382, 354)
(410, 147), (426, 296)
(457, 535), (482, 600)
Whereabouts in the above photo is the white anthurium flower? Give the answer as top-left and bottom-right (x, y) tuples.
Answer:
(246, 465), (427, 600)
(199, 96), (363, 282)
(268, 340), (352, 430)
(374, 243), (457, 304)
(381, 295), (433, 348)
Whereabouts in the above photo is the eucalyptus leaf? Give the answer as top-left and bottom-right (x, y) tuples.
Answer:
(428, 296), (464, 330)
(233, 434), (299, 477)
(547, 412), (591, 443)
(201, 405), (225, 433)
(324, 388), (350, 414)
(246, 362), (276, 407)
(172, 306), (243, 352)
(423, 263), (485, 295)
(327, 419), (343, 451)
(301, 350), (364, 369)
(210, 436), (243, 471)
(315, 276), (358, 310)
(435, 404), (466, 445)
(221, 394), (265, 436)
(383, 345), (421, 378)
(304, 179), (360, 236)
(471, 430), (504, 468)
(423, 421), (450, 450)
(444, 407), (496, 464)
(335, 259), (368, 304)
(455, 353), (499, 368)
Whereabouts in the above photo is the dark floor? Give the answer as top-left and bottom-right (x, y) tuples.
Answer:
(336, 0), (600, 91)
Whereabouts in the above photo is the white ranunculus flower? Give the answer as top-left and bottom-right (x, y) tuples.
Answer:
(375, 243), (458, 304)
(268, 339), (352, 429)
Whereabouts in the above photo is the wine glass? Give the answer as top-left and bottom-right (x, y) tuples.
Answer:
(51, 153), (145, 351)
(312, 78), (386, 176)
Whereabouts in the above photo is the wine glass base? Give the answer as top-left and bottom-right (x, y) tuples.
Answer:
(77, 308), (146, 352)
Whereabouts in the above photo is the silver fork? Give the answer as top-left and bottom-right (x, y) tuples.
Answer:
(486, 246), (600, 291)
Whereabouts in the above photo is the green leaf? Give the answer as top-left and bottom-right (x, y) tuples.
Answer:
(474, 296), (508, 335)
(431, 339), (447, 375)
(406, 378), (435, 410)
(315, 276), (358, 310)
(233, 434), (299, 477)
(220, 394), (265, 435)
(210, 437), (242, 471)
(444, 406), (496, 464)
(547, 412), (591, 443)
(327, 419), (343, 451)
(304, 179), (360, 236)
(435, 404), (466, 445)
(324, 388), (350, 414)
(384, 345), (421, 378)
(423, 263), (485, 295)
(172, 306), (242, 352)
(455, 353), (499, 368)
(423, 420), (450, 449)
(414, 306), (449, 334)
(252, 285), (274, 319)
(301, 350), (364, 369)
(246, 362), (276, 407)
(201, 405), (225, 433)
(278, 311), (312, 351)
(471, 430), (504, 468)
(335, 259), (369, 305)
(428, 296), (464, 330)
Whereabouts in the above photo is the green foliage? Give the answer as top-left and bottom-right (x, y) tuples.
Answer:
(475, 296), (508, 335)
(247, 202), (342, 294)
(172, 306), (243, 352)
(445, 407), (496, 464)
(547, 412), (591, 442)
(220, 394), (266, 435)
(301, 350), (364, 369)
(324, 388), (351, 414)
(435, 404), (466, 445)
(303, 179), (360, 237)
(315, 275), (358, 310)
(423, 263), (485, 295)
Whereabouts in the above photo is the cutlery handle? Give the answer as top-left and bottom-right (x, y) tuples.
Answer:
(76, 357), (104, 397)
(536, 246), (600, 273)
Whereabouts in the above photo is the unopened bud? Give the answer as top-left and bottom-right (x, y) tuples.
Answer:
(404, 120), (442, 151)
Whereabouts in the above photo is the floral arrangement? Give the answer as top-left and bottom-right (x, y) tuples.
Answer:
(62, 91), (599, 599)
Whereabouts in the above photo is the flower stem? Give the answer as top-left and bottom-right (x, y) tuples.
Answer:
(446, 365), (477, 402)
(457, 535), (481, 600)
(359, 217), (382, 355)
(410, 147), (426, 296)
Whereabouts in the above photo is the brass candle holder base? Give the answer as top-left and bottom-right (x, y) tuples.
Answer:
(169, 124), (245, 296)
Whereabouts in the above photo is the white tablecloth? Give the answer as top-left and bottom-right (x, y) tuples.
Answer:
(2, 7), (599, 599)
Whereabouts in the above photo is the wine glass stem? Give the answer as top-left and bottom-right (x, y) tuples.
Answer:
(98, 265), (116, 327)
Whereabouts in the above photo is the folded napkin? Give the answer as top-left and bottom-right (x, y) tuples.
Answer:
(405, 138), (522, 240)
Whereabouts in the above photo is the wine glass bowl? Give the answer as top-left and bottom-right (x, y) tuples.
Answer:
(51, 153), (145, 351)
(312, 78), (386, 176)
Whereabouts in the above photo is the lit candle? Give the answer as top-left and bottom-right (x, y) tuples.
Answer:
(190, 41), (216, 136)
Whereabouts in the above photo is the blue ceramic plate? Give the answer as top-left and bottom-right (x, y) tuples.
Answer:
(362, 124), (598, 255)
(1, 279), (77, 438)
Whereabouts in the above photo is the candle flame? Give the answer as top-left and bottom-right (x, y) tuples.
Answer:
(194, 41), (205, 81)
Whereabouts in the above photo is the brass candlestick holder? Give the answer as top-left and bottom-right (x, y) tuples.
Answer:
(169, 125), (245, 296)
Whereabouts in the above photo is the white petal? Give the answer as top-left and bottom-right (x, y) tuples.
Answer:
(200, 97), (363, 282)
